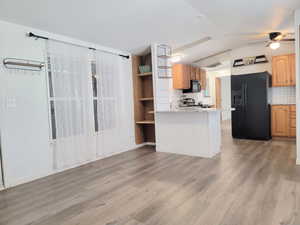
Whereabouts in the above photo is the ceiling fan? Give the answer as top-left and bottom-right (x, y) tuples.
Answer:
(264, 32), (295, 49)
(236, 31), (295, 49)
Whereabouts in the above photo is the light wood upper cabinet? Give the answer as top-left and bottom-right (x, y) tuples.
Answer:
(271, 104), (296, 137)
(200, 69), (207, 90)
(172, 64), (191, 89)
(173, 64), (206, 90)
(195, 68), (201, 81)
(190, 66), (197, 80)
(272, 54), (295, 87)
(271, 105), (289, 136)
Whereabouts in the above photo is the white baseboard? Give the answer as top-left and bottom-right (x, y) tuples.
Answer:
(144, 142), (156, 146)
(4, 170), (53, 190)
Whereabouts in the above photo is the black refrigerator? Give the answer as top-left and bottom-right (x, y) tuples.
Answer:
(231, 72), (271, 140)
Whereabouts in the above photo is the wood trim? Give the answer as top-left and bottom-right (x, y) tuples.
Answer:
(132, 56), (144, 144)
(289, 54), (296, 86)
(215, 77), (221, 109)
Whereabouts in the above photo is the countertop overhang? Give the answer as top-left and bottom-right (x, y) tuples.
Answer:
(155, 108), (235, 113)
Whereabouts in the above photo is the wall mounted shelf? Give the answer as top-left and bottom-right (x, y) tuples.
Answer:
(233, 55), (268, 67)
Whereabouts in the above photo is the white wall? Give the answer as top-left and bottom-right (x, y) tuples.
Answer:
(220, 76), (231, 120)
(295, 9), (300, 165)
(0, 20), (136, 187)
(231, 43), (295, 75)
(0, 21), (52, 187)
(206, 68), (231, 106)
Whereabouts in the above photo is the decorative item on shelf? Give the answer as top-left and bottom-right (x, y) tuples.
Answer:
(139, 65), (151, 74)
(233, 55), (268, 67)
(157, 44), (172, 79)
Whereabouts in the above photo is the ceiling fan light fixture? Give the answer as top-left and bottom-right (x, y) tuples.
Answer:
(270, 42), (280, 50)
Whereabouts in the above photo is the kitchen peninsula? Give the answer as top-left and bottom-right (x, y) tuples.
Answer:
(155, 108), (222, 158)
(131, 45), (227, 158)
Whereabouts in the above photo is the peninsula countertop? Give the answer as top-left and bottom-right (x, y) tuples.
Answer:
(155, 107), (235, 113)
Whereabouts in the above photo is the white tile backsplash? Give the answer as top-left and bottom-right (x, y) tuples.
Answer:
(170, 89), (212, 107)
(270, 86), (296, 105)
(171, 86), (295, 107)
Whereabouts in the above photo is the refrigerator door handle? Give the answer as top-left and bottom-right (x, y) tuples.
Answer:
(244, 84), (247, 107)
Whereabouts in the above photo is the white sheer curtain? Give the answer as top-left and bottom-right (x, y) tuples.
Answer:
(94, 51), (122, 157)
(47, 41), (96, 170)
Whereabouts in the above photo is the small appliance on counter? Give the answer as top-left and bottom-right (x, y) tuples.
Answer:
(179, 95), (195, 107)
(178, 95), (212, 108)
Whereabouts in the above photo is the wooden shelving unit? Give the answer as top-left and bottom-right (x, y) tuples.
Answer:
(132, 52), (156, 145)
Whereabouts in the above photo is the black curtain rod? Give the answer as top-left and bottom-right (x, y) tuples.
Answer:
(28, 32), (130, 59)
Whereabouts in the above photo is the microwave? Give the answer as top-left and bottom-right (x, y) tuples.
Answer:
(183, 80), (201, 93)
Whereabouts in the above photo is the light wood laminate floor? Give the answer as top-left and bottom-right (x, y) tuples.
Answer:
(0, 122), (299, 225)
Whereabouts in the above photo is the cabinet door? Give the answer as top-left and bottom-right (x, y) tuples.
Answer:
(289, 104), (296, 137)
(172, 64), (191, 89)
(195, 68), (201, 81)
(271, 105), (289, 136)
(201, 69), (207, 90)
(190, 66), (196, 80)
(272, 55), (290, 86)
(289, 54), (296, 86)
(184, 65), (191, 87)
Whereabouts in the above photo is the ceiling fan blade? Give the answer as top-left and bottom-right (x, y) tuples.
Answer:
(285, 32), (295, 36)
(265, 42), (272, 47)
(274, 34), (284, 41)
(224, 32), (268, 36)
(275, 32), (295, 40)
(281, 38), (295, 42)
(247, 40), (268, 45)
(173, 37), (212, 53)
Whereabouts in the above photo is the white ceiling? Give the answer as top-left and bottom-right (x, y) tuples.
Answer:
(0, 0), (299, 64)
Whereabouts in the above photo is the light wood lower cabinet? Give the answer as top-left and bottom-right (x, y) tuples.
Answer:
(271, 105), (296, 137)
